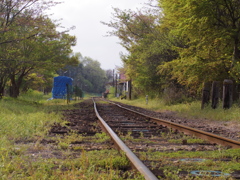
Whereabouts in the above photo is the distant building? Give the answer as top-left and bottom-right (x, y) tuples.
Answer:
(118, 73), (129, 97)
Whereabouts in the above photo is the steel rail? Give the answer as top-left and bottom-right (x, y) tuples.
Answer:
(92, 98), (158, 180)
(107, 100), (240, 149)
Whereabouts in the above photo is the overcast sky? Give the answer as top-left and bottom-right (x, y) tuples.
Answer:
(47, 0), (148, 70)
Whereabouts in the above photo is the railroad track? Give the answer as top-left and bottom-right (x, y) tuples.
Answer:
(93, 97), (240, 179)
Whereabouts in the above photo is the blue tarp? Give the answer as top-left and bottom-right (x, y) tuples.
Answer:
(52, 76), (73, 99)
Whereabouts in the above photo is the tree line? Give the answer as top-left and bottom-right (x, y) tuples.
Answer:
(59, 53), (113, 94)
(103, 0), (240, 103)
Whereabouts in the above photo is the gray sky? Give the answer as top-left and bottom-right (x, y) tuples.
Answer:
(48, 0), (147, 70)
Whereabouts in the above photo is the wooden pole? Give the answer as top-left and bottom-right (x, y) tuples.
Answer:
(113, 69), (115, 87)
(223, 79), (233, 109)
(115, 74), (117, 97)
(128, 80), (132, 100)
(201, 82), (211, 109)
(66, 84), (70, 104)
(211, 81), (220, 109)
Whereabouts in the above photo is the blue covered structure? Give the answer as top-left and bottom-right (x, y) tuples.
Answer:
(52, 76), (73, 99)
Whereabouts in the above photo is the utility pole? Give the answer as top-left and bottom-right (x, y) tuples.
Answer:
(128, 80), (132, 100)
(113, 69), (115, 87)
(66, 84), (70, 104)
(115, 74), (118, 97)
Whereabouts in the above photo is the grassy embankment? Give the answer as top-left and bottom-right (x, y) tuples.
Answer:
(0, 91), (142, 179)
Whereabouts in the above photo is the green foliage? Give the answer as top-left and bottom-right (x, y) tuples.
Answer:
(103, 4), (184, 97)
(107, 7), (166, 95)
(159, 0), (240, 90)
(73, 85), (83, 98)
(104, 0), (240, 100)
(108, 86), (116, 98)
(0, 1), (77, 98)
(61, 56), (107, 94)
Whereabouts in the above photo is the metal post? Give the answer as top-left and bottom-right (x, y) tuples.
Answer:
(66, 84), (70, 104)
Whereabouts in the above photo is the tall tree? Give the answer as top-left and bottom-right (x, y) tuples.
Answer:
(103, 5), (180, 96)
(159, 0), (240, 89)
(81, 57), (106, 93)
(0, 3), (77, 98)
(7, 19), (77, 98)
(0, 0), (59, 45)
(0, 0), (62, 98)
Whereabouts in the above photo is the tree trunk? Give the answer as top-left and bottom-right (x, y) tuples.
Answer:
(9, 74), (24, 98)
(223, 79), (233, 109)
(201, 82), (211, 109)
(211, 81), (220, 109)
(0, 74), (9, 99)
(10, 84), (20, 98)
(0, 86), (4, 99)
(0, 79), (6, 99)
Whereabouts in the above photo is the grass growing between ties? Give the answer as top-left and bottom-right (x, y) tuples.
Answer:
(0, 91), (143, 179)
(139, 148), (240, 179)
(160, 131), (206, 144)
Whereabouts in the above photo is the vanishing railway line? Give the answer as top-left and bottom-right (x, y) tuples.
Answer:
(49, 98), (240, 179)
(92, 97), (240, 179)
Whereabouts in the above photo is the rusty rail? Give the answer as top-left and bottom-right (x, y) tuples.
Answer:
(92, 98), (158, 180)
(107, 100), (240, 149)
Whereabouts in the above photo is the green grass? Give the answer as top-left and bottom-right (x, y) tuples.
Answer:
(0, 149), (141, 180)
(110, 97), (240, 122)
(0, 91), (73, 144)
(139, 148), (240, 159)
